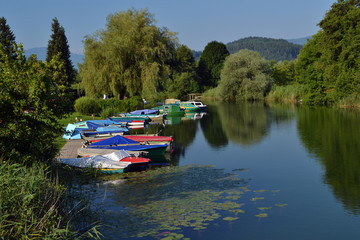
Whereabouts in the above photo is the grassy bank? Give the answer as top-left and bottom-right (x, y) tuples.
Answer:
(0, 160), (101, 239)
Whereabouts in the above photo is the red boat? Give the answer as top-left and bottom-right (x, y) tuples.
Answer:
(121, 156), (151, 170)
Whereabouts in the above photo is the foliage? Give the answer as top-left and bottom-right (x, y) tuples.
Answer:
(0, 17), (16, 60)
(166, 72), (200, 100)
(98, 96), (143, 112)
(0, 45), (68, 164)
(197, 41), (229, 88)
(46, 17), (76, 88)
(218, 49), (273, 101)
(0, 160), (102, 239)
(174, 45), (196, 73)
(266, 83), (308, 103)
(270, 60), (296, 85)
(79, 8), (177, 99)
(74, 97), (100, 115)
(295, 0), (360, 105)
(166, 45), (201, 99)
(226, 37), (302, 62)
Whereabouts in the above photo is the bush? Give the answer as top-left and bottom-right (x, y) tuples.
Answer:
(100, 107), (119, 118)
(99, 97), (143, 113)
(74, 97), (100, 115)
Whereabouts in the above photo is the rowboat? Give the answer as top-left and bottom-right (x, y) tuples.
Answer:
(57, 150), (150, 173)
(87, 135), (168, 156)
(90, 135), (175, 153)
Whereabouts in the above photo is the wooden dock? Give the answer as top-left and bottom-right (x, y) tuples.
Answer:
(57, 139), (84, 159)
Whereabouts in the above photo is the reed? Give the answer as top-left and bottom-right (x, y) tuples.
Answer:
(266, 84), (308, 103)
(0, 159), (101, 239)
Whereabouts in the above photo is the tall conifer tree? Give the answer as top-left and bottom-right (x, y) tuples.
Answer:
(46, 17), (75, 87)
(0, 17), (16, 59)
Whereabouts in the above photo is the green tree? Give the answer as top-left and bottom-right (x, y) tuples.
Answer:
(197, 41), (229, 89)
(166, 45), (200, 99)
(0, 45), (66, 164)
(218, 49), (272, 101)
(295, 0), (360, 104)
(46, 17), (75, 88)
(80, 8), (177, 99)
(175, 45), (196, 73)
(0, 17), (16, 59)
(270, 60), (296, 85)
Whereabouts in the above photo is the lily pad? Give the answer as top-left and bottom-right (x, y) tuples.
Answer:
(255, 213), (268, 218)
(275, 203), (288, 207)
(223, 217), (239, 221)
(258, 207), (272, 211)
(251, 197), (264, 201)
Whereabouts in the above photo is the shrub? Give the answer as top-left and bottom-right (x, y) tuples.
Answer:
(74, 97), (100, 115)
(100, 107), (119, 118)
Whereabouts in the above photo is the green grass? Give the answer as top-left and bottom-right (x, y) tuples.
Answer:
(56, 112), (103, 151)
(0, 160), (102, 239)
(57, 112), (103, 127)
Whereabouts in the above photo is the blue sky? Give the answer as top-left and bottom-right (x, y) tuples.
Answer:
(2, 0), (336, 53)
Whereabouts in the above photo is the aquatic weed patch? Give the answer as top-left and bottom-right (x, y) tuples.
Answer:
(98, 165), (286, 239)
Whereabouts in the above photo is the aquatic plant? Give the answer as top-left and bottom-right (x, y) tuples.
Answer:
(92, 165), (287, 239)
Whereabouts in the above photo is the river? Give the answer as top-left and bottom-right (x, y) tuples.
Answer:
(65, 102), (360, 240)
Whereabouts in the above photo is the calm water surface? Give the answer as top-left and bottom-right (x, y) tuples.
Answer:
(67, 102), (360, 240)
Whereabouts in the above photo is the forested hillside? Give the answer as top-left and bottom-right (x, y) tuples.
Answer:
(226, 37), (302, 61)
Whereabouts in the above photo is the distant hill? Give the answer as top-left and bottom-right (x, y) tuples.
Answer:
(25, 47), (84, 69)
(286, 36), (313, 46)
(226, 37), (303, 62)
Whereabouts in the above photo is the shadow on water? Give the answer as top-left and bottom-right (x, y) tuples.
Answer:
(297, 106), (360, 215)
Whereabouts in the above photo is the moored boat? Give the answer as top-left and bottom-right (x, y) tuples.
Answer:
(57, 150), (144, 173)
(180, 101), (207, 112)
(90, 135), (175, 153)
(87, 135), (168, 156)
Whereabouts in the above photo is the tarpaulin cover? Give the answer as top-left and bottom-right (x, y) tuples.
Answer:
(90, 135), (139, 146)
(130, 109), (159, 115)
(62, 124), (82, 140)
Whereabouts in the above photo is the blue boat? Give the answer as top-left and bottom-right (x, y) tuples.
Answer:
(87, 135), (168, 156)
(63, 120), (129, 139)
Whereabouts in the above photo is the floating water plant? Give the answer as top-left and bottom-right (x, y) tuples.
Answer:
(95, 165), (286, 239)
(255, 213), (268, 218)
(258, 207), (272, 211)
(275, 203), (288, 207)
(251, 197), (265, 201)
(223, 217), (239, 221)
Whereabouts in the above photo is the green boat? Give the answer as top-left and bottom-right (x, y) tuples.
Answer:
(153, 104), (184, 117)
(180, 101), (207, 112)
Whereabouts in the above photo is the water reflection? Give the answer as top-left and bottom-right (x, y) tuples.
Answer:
(216, 102), (271, 145)
(200, 104), (229, 148)
(297, 107), (360, 215)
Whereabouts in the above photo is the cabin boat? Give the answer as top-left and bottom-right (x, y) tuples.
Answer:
(180, 101), (207, 112)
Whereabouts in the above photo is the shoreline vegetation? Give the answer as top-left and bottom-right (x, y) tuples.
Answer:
(2, 1), (360, 238)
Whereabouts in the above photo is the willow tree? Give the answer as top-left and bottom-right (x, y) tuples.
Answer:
(218, 49), (272, 101)
(80, 9), (177, 99)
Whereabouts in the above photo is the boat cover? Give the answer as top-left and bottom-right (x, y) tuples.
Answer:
(130, 109), (159, 115)
(88, 144), (168, 152)
(62, 124), (82, 140)
(57, 150), (132, 169)
(90, 135), (140, 146)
